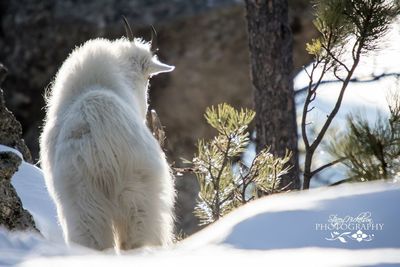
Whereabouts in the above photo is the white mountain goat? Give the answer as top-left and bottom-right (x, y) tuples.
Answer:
(40, 25), (175, 250)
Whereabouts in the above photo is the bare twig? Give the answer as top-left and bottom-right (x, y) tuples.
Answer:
(172, 167), (196, 176)
(321, 43), (350, 72)
(301, 59), (328, 150)
(329, 176), (354, 186)
(295, 72), (400, 96)
(310, 157), (347, 177)
(147, 109), (166, 148)
(333, 68), (344, 82)
(310, 42), (362, 153)
(302, 37), (364, 189)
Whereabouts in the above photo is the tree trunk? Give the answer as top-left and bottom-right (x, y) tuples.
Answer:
(245, 0), (300, 190)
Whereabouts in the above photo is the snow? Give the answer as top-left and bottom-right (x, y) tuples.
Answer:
(16, 247), (400, 267)
(0, 180), (399, 266)
(0, 229), (92, 267)
(182, 181), (400, 250)
(0, 145), (63, 242)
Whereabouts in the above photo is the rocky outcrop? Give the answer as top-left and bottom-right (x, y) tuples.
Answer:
(0, 64), (36, 231)
(0, 64), (32, 163)
(0, 152), (37, 231)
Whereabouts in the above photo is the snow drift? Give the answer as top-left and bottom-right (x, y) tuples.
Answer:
(1, 178), (399, 267)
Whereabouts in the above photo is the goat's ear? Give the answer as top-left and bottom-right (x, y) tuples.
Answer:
(148, 57), (174, 76)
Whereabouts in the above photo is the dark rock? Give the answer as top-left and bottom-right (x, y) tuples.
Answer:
(0, 152), (21, 179)
(0, 64), (32, 163)
(0, 152), (37, 231)
(0, 64), (37, 232)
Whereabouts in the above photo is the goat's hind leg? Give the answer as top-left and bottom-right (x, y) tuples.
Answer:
(62, 198), (115, 250)
(115, 190), (172, 250)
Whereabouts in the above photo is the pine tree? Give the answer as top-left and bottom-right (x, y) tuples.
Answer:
(190, 104), (292, 225)
(301, 0), (399, 189)
(330, 93), (400, 182)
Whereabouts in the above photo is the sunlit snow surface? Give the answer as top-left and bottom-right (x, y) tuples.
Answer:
(1, 181), (399, 266)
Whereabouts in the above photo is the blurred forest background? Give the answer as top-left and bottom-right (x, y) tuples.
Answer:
(0, 0), (316, 235)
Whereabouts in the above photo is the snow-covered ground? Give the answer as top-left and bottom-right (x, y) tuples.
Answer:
(2, 142), (400, 266)
(1, 180), (399, 266)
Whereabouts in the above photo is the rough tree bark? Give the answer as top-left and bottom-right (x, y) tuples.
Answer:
(245, 0), (300, 190)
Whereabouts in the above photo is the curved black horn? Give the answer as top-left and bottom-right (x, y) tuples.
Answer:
(122, 16), (133, 41)
(150, 25), (158, 52)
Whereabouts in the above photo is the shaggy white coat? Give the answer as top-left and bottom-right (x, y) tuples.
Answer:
(40, 37), (175, 251)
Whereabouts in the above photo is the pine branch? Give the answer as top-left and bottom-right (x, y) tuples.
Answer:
(212, 137), (232, 220)
(192, 104), (293, 225)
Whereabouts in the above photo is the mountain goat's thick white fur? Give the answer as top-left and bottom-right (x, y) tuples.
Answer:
(40, 37), (175, 250)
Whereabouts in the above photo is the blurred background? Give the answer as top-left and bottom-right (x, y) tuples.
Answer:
(0, 0), (316, 235)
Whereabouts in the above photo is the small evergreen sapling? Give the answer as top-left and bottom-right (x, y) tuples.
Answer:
(190, 104), (292, 225)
